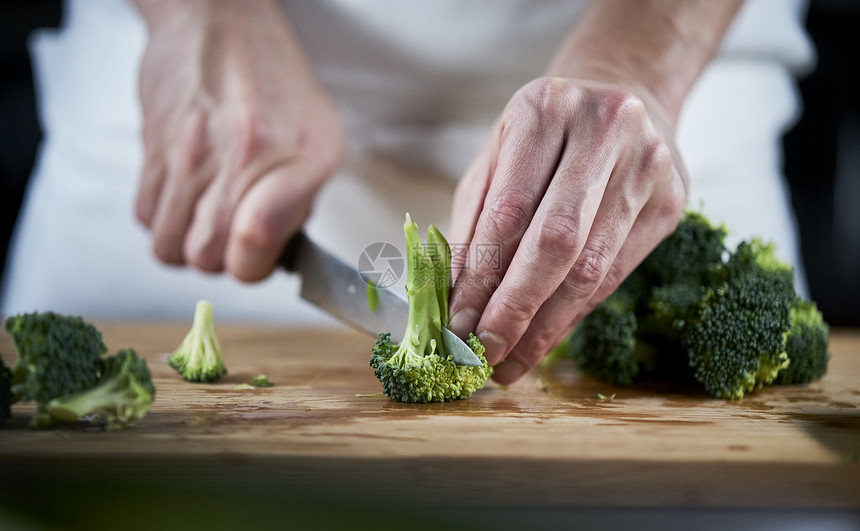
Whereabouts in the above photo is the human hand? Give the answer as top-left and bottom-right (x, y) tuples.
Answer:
(447, 76), (687, 384)
(134, 0), (343, 281)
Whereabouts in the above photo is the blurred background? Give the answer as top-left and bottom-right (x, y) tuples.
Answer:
(1, 0), (858, 326)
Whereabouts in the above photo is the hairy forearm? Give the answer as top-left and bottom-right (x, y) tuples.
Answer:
(547, 0), (743, 126)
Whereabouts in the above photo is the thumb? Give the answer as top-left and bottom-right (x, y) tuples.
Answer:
(224, 160), (325, 282)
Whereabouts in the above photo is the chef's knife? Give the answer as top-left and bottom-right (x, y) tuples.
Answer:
(280, 232), (483, 367)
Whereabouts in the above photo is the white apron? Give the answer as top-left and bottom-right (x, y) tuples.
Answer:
(1, 0), (814, 322)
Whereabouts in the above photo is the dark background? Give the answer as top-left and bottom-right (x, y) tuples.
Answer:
(1, 0), (858, 325)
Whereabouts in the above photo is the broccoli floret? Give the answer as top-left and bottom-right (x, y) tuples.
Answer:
(1, 355), (12, 426)
(568, 212), (726, 386)
(561, 211), (828, 400)
(683, 242), (795, 399)
(639, 211), (727, 287)
(370, 214), (492, 402)
(569, 289), (638, 385)
(43, 349), (155, 430)
(5, 312), (107, 422)
(168, 300), (227, 382)
(775, 299), (830, 385)
(250, 374), (274, 388)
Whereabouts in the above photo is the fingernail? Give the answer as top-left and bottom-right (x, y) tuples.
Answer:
(477, 330), (509, 365)
(449, 307), (480, 338)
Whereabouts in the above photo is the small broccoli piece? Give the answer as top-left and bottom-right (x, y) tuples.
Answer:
(5, 312), (107, 424)
(1, 355), (12, 426)
(168, 300), (226, 382)
(683, 241), (795, 399)
(250, 374), (274, 388)
(775, 299), (830, 385)
(43, 349), (155, 430)
(370, 215), (492, 403)
(569, 289), (638, 385)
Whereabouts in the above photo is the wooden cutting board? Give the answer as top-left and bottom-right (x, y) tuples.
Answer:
(1, 324), (858, 511)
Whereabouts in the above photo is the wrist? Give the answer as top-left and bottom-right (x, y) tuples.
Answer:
(547, 0), (742, 127)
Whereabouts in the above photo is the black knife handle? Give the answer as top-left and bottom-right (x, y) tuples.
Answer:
(279, 231), (308, 273)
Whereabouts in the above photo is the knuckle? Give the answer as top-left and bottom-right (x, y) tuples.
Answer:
(491, 293), (536, 330)
(521, 328), (559, 359)
(565, 244), (613, 293)
(600, 89), (646, 132)
(184, 231), (224, 273)
(534, 211), (583, 262)
(231, 110), (272, 169)
(483, 192), (532, 243)
(233, 212), (279, 254)
(640, 138), (673, 177)
(515, 76), (570, 119)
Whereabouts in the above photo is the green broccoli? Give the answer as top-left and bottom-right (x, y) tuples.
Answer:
(43, 349), (155, 430)
(684, 239), (795, 399)
(775, 299), (830, 385)
(638, 210), (728, 288)
(560, 211), (829, 400)
(168, 300), (227, 382)
(370, 214), (492, 403)
(250, 374), (274, 388)
(569, 289), (638, 385)
(5, 312), (107, 422)
(567, 212), (726, 386)
(1, 355), (12, 426)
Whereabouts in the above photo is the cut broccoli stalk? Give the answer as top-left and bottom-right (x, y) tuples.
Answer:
(44, 349), (155, 430)
(370, 214), (492, 403)
(168, 300), (227, 382)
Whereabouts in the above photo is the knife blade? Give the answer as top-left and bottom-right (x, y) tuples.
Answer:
(280, 232), (483, 367)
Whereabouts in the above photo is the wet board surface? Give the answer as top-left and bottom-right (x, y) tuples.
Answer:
(1, 324), (858, 510)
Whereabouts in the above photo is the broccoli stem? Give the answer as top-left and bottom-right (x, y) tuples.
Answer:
(389, 215), (447, 365)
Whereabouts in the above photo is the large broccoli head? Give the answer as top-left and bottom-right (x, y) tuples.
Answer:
(5, 312), (107, 407)
(370, 215), (492, 403)
(44, 348), (156, 430)
(561, 211), (827, 399)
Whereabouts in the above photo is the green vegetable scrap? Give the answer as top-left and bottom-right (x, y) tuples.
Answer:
(560, 211), (830, 400)
(168, 300), (227, 383)
(45, 349), (155, 430)
(2, 312), (154, 429)
(370, 214), (492, 403)
(250, 374), (273, 388)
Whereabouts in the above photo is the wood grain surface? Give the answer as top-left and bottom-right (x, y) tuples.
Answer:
(1, 324), (859, 511)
